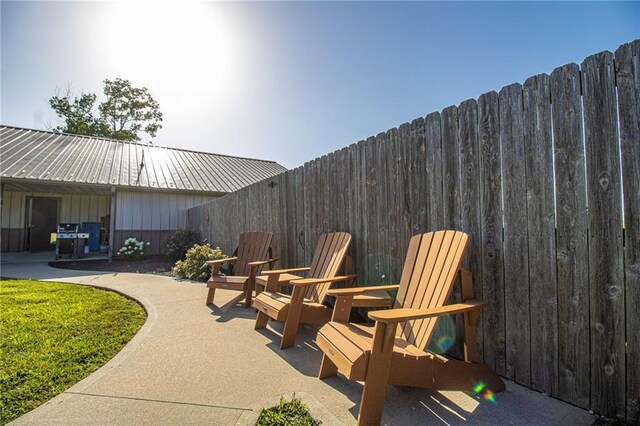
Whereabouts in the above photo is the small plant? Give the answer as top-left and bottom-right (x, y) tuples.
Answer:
(256, 394), (321, 426)
(117, 237), (150, 260)
(164, 230), (201, 262)
(172, 243), (226, 282)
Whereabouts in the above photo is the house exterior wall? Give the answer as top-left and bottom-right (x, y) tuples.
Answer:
(1, 188), (218, 254)
(112, 190), (218, 255)
(1, 189), (109, 252)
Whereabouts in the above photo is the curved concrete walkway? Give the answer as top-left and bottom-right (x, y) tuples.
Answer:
(2, 257), (595, 425)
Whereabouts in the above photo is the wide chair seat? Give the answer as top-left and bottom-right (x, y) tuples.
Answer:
(253, 291), (325, 322)
(254, 272), (303, 295)
(317, 321), (425, 382)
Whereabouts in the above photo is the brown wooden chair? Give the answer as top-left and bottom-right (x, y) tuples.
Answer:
(316, 230), (505, 425)
(205, 231), (278, 308)
(252, 232), (391, 349)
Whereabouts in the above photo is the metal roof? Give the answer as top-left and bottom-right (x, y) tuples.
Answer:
(0, 126), (287, 194)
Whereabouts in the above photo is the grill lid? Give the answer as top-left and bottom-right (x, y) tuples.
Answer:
(57, 223), (79, 232)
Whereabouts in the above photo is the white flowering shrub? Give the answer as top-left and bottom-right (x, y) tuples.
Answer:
(117, 237), (151, 260)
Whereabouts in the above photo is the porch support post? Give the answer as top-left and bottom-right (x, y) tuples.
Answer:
(108, 186), (117, 262)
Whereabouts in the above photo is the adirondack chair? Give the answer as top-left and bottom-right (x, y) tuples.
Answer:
(252, 232), (391, 349)
(316, 230), (505, 425)
(205, 231), (278, 308)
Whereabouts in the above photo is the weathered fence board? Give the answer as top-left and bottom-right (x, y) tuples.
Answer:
(615, 40), (640, 426)
(441, 107), (462, 232)
(440, 106), (464, 359)
(187, 40), (639, 421)
(523, 73), (558, 397)
(500, 83), (531, 387)
(551, 62), (590, 409)
(349, 142), (363, 277)
(386, 128), (402, 284)
(302, 160), (313, 264)
(364, 136), (379, 285)
(294, 166), (306, 266)
(582, 51), (625, 419)
(408, 118), (427, 236)
(478, 91), (505, 374)
(375, 132), (390, 285)
(397, 123), (412, 264)
(458, 98), (484, 361)
(424, 112), (443, 232)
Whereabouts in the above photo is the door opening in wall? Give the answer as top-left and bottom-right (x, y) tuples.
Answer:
(26, 197), (59, 251)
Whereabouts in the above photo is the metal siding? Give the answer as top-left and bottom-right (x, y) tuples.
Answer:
(151, 193), (162, 229)
(132, 191), (144, 230)
(115, 190), (125, 228)
(88, 195), (98, 221)
(79, 195), (89, 222)
(160, 192), (170, 229)
(98, 196), (107, 221)
(3, 191), (19, 227)
(69, 195), (79, 223)
(60, 194), (71, 223)
(168, 193), (178, 229)
(112, 191), (212, 231)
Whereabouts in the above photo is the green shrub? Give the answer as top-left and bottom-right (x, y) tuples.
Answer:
(117, 237), (150, 260)
(172, 243), (226, 282)
(165, 230), (201, 262)
(256, 394), (321, 426)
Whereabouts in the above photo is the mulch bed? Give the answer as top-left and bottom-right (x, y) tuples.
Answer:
(49, 255), (175, 276)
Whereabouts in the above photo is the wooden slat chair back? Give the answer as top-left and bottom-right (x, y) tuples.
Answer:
(232, 232), (273, 277)
(315, 230), (504, 425)
(394, 230), (468, 350)
(205, 231), (275, 308)
(303, 231), (352, 303)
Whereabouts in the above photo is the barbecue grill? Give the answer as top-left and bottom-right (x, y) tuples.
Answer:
(55, 223), (89, 260)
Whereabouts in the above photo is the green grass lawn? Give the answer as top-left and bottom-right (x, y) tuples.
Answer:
(0, 279), (146, 425)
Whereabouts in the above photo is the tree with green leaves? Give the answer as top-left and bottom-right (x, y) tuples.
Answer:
(49, 78), (163, 142)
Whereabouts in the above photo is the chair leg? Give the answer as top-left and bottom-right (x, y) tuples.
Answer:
(318, 354), (338, 379)
(280, 311), (301, 349)
(206, 288), (215, 305)
(356, 322), (396, 426)
(243, 287), (252, 309)
(245, 274), (256, 309)
(255, 311), (270, 330)
(280, 286), (304, 349)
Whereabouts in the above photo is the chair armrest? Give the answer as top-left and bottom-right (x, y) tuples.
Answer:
(247, 258), (279, 267)
(327, 284), (399, 296)
(290, 274), (358, 287)
(206, 257), (236, 266)
(262, 267), (311, 276)
(368, 299), (488, 323)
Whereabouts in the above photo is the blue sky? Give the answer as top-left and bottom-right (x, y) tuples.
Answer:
(1, 1), (638, 168)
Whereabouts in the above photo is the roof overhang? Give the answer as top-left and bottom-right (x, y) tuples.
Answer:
(0, 178), (226, 196)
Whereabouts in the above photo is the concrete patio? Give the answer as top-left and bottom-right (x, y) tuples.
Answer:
(1, 255), (596, 425)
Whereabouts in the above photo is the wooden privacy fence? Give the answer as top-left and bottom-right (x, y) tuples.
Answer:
(188, 40), (639, 423)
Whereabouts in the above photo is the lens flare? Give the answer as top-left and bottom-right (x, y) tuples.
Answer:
(428, 315), (456, 354)
(473, 382), (486, 394)
(473, 382), (497, 404)
(483, 390), (496, 404)
(435, 335), (453, 353)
